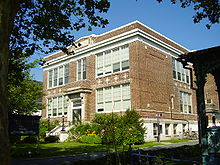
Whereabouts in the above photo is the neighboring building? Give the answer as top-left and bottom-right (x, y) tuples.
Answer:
(42, 21), (199, 141)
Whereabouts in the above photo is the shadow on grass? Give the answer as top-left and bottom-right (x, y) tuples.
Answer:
(12, 143), (114, 159)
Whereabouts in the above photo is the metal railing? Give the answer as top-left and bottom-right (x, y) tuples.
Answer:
(129, 147), (199, 165)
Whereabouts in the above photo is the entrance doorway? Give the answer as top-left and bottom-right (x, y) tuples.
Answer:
(71, 94), (82, 122)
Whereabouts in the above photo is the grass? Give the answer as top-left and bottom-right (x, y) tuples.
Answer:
(11, 139), (191, 159)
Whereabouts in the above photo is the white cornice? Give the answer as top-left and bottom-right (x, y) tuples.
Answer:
(43, 22), (190, 70)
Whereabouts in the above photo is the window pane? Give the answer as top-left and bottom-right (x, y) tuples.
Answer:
(53, 97), (57, 116)
(97, 67), (104, 76)
(97, 89), (103, 103)
(113, 86), (121, 100)
(64, 64), (69, 84)
(63, 96), (68, 115)
(105, 87), (112, 101)
(58, 96), (63, 115)
(165, 124), (170, 135)
(122, 60), (129, 70)
(114, 100), (121, 110)
(48, 98), (52, 116)
(78, 60), (81, 80)
(59, 66), (64, 85)
(123, 100), (130, 110)
(121, 45), (129, 60)
(83, 58), (86, 79)
(122, 84), (130, 100)
(105, 101), (112, 112)
(54, 68), (58, 86)
(49, 70), (53, 88)
(113, 62), (120, 73)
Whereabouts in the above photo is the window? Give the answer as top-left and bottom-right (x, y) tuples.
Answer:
(53, 97), (57, 116)
(48, 98), (52, 116)
(59, 66), (64, 85)
(54, 68), (58, 87)
(77, 58), (86, 80)
(96, 84), (131, 112)
(113, 85), (121, 110)
(58, 96), (63, 115)
(153, 123), (157, 136)
(153, 123), (162, 136)
(97, 53), (104, 76)
(47, 96), (68, 117)
(63, 96), (68, 115)
(182, 124), (187, 133)
(180, 91), (192, 114)
(172, 57), (190, 84)
(97, 89), (104, 112)
(64, 64), (69, 84)
(122, 84), (131, 110)
(96, 44), (129, 76)
(105, 87), (112, 112)
(48, 64), (69, 88)
(165, 124), (170, 135)
(173, 124), (178, 135)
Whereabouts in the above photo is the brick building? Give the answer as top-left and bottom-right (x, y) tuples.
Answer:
(42, 21), (199, 141)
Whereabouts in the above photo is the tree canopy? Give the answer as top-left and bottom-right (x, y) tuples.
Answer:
(0, 1), (110, 164)
(157, 0), (220, 28)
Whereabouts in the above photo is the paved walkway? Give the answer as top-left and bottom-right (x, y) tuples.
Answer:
(12, 141), (199, 165)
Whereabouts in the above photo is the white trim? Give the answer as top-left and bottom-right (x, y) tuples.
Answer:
(43, 22), (190, 70)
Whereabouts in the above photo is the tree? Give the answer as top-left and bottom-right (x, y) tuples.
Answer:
(0, 1), (110, 164)
(156, 0), (220, 28)
(8, 75), (44, 115)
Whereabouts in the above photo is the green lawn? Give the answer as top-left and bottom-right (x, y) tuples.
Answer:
(11, 139), (190, 159)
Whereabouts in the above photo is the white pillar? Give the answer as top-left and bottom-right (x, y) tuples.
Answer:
(80, 93), (85, 121)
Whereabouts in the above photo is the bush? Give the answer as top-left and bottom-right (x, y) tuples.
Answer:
(44, 135), (59, 143)
(77, 135), (102, 144)
(22, 136), (38, 143)
(92, 110), (145, 145)
(39, 120), (59, 138)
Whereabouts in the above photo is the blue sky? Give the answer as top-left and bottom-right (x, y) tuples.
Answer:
(31, 0), (220, 81)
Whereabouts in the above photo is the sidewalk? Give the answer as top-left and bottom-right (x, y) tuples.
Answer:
(12, 141), (199, 165)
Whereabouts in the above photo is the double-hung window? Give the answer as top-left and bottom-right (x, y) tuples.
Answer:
(77, 58), (86, 80)
(49, 70), (53, 88)
(97, 89), (104, 112)
(59, 66), (64, 85)
(48, 64), (69, 88)
(96, 44), (129, 77)
(54, 68), (58, 87)
(179, 91), (192, 114)
(96, 84), (131, 112)
(172, 57), (190, 84)
(47, 96), (68, 117)
(64, 65), (69, 84)
(113, 85), (121, 110)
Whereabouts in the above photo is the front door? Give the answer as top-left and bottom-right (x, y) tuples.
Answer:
(72, 108), (81, 121)
(71, 94), (82, 122)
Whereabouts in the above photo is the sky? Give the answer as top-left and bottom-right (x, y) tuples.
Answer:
(31, 0), (220, 81)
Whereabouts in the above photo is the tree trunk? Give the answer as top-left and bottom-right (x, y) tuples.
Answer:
(0, 1), (19, 164)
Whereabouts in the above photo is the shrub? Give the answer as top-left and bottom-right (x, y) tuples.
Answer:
(39, 120), (59, 138)
(44, 135), (59, 143)
(22, 136), (38, 143)
(92, 110), (145, 145)
(77, 135), (102, 144)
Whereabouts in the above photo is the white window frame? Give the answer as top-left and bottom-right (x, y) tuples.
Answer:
(172, 57), (190, 84)
(96, 84), (131, 113)
(47, 96), (68, 117)
(77, 58), (87, 81)
(48, 64), (69, 89)
(96, 44), (129, 77)
(179, 91), (192, 114)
